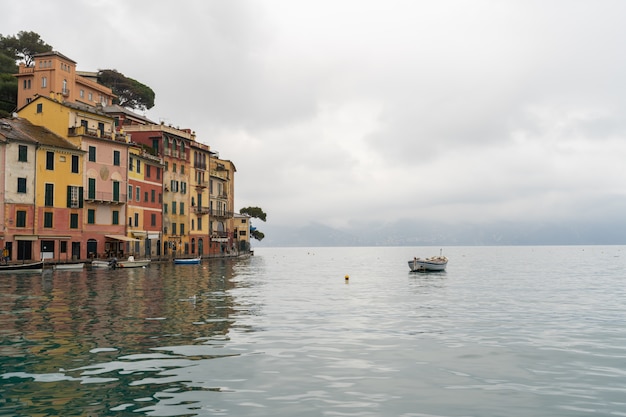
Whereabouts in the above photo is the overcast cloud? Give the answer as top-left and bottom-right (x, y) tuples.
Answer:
(4, 0), (626, 235)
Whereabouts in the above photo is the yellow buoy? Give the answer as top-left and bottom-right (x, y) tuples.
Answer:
(345, 274), (349, 280)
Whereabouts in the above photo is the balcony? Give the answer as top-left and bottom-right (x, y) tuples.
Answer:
(194, 180), (209, 188)
(209, 209), (233, 219)
(210, 170), (229, 180)
(193, 206), (210, 215)
(84, 191), (126, 204)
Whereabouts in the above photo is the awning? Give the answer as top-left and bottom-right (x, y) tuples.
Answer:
(14, 235), (38, 241)
(105, 234), (140, 242)
(148, 233), (160, 239)
(132, 231), (147, 238)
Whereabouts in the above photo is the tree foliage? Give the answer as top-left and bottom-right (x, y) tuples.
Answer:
(240, 207), (267, 222)
(97, 69), (155, 110)
(0, 31), (52, 67)
(240, 206), (267, 241)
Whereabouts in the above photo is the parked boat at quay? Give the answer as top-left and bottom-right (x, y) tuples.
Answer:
(0, 261), (44, 273)
(174, 257), (201, 265)
(91, 256), (150, 269)
(53, 262), (85, 270)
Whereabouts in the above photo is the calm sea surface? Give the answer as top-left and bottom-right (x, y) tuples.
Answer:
(1, 246), (626, 417)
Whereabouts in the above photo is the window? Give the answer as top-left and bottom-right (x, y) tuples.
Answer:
(164, 203), (168, 214)
(62, 79), (68, 95)
(71, 155), (79, 173)
(88, 92), (93, 101)
(151, 213), (156, 227)
(173, 163), (177, 173)
(88, 146), (96, 162)
(80, 89), (84, 98)
(159, 193), (162, 203)
(156, 167), (161, 180)
(113, 150), (120, 166)
(45, 183), (54, 206)
(128, 216), (133, 227)
(70, 213), (78, 229)
(88, 178), (96, 199)
(172, 223), (177, 235)
(112, 210), (119, 225)
(44, 212), (53, 228)
(181, 165), (185, 175)
(46, 151), (54, 170)
(180, 223), (185, 236)
(137, 160), (141, 174)
(16, 211), (27, 227)
(198, 218), (202, 231)
(18, 145), (28, 162)
(41, 76), (47, 88)
(134, 213), (139, 227)
(87, 209), (95, 224)
(129, 157), (134, 170)
(68, 186), (83, 208)
(17, 178), (27, 193)
(180, 202), (185, 215)
(112, 181), (120, 202)
(144, 191), (148, 202)
(146, 165), (151, 178)
(172, 201), (177, 214)
(151, 189), (155, 203)
(135, 186), (140, 202)
(128, 185), (133, 201)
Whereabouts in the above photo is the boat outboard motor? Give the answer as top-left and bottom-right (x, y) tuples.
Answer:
(109, 257), (118, 269)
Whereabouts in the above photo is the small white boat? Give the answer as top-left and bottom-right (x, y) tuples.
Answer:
(53, 262), (85, 270)
(91, 260), (113, 268)
(174, 257), (201, 265)
(115, 256), (150, 268)
(409, 250), (448, 272)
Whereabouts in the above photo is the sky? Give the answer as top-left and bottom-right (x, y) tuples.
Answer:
(3, 0), (626, 236)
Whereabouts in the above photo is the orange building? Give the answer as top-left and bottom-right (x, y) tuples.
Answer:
(14, 51), (116, 110)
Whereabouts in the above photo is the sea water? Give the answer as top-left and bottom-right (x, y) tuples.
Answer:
(1, 246), (625, 416)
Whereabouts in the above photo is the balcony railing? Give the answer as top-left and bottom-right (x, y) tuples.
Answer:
(193, 206), (210, 215)
(209, 209), (233, 219)
(84, 192), (126, 204)
(68, 126), (113, 140)
(210, 170), (229, 180)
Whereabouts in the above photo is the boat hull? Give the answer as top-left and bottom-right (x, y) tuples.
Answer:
(174, 258), (201, 265)
(53, 263), (85, 270)
(0, 261), (44, 273)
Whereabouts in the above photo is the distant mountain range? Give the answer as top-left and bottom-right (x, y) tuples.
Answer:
(252, 219), (626, 247)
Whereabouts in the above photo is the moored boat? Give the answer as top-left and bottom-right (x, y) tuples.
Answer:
(408, 250), (448, 272)
(114, 256), (150, 268)
(0, 261), (44, 273)
(174, 257), (201, 265)
(53, 262), (85, 270)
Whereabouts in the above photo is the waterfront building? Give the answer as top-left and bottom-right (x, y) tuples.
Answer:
(209, 156), (236, 255)
(189, 139), (213, 257)
(127, 145), (164, 258)
(233, 213), (251, 254)
(18, 95), (132, 260)
(0, 117), (83, 262)
(122, 124), (194, 258)
(14, 51), (115, 110)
